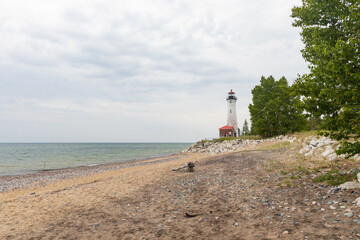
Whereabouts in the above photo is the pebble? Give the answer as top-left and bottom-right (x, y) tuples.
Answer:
(234, 223), (239, 226)
(333, 219), (344, 223)
(283, 231), (289, 234)
(330, 206), (336, 210)
(344, 212), (353, 218)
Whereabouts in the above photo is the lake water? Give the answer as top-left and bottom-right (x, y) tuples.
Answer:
(0, 143), (191, 176)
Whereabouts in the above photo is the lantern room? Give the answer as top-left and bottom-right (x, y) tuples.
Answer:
(226, 89), (237, 101)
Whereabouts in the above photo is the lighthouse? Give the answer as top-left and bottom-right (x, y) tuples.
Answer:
(219, 89), (239, 137)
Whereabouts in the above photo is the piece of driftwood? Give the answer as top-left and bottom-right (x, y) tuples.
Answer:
(184, 212), (200, 218)
(187, 162), (195, 172)
(172, 164), (187, 171)
(172, 161), (198, 171)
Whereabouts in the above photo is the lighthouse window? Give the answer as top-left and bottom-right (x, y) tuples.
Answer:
(230, 110), (232, 113)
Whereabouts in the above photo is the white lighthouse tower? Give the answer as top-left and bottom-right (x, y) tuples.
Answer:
(226, 89), (239, 136)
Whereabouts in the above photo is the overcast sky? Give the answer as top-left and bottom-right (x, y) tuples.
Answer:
(0, 0), (308, 143)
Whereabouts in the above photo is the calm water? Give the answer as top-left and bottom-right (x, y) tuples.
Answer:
(0, 143), (191, 176)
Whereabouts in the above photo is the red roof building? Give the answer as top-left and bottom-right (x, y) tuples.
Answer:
(219, 125), (234, 130)
(219, 125), (235, 137)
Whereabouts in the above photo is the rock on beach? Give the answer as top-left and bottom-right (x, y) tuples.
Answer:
(299, 136), (360, 162)
(182, 135), (297, 155)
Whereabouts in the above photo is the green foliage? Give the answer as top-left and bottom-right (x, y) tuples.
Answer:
(292, 0), (360, 157)
(298, 165), (311, 175)
(306, 116), (323, 130)
(284, 179), (293, 187)
(242, 119), (250, 135)
(249, 76), (307, 137)
(211, 137), (237, 143)
(312, 168), (358, 186)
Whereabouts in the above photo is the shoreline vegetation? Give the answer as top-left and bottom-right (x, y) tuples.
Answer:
(1, 131), (360, 239)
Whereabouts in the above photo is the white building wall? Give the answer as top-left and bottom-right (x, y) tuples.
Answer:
(227, 99), (238, 136)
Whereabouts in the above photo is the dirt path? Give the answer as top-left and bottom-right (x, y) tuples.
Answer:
(1, 149), (359, 239)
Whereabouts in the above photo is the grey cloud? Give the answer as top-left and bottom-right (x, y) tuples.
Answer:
(0, 0), (308, 142)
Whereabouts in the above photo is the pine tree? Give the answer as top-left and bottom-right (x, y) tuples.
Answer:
(242, 119), (250, 136)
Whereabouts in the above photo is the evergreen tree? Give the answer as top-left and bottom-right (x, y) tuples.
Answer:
(249, 76), (306, 137)
(242, 119), (250, 136)
(292, 0), (360, 157)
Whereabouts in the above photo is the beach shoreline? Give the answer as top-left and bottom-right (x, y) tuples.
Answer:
(0, 151), (209, 239)
(0, 152), (188, 193)
(1, 138), (359, 239)
(0, 142), (191, 177)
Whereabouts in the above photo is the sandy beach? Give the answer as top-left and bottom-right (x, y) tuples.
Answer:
(1, 140), (360, 239)
(0, 153), (208, 239)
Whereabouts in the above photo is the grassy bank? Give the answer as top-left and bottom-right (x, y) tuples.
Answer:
(201, 135), (262, 143)
(256, 131), (359, 187)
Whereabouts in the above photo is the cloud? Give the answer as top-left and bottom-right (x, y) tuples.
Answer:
(0, 0), (308, 142)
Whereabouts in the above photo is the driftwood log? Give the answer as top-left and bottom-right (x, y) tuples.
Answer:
(184, 212), (200, 218)
(172, 161), (198, 172)
(187, 162), (195, 172)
